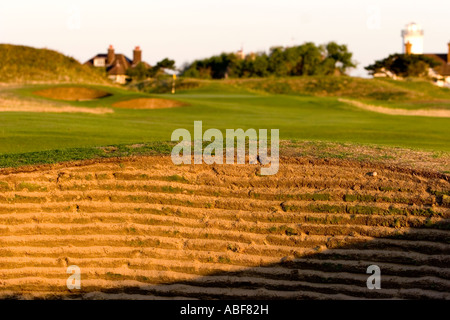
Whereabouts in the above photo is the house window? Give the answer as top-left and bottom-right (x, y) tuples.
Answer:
(94, 58), (106, 67)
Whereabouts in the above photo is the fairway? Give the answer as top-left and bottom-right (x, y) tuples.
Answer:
(2, 0), (450, 306)
(0, 50), (449, 302)
(0, 83), (449, 157)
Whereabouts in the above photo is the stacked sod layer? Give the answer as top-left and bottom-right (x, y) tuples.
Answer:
(0, 156), (448, 299)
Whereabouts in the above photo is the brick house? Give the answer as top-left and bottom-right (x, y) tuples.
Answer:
(84, 45), (150, 84)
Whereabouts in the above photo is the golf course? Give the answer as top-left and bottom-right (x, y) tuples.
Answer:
(1, 78), (450, 157)
(0, 44), (449, 300)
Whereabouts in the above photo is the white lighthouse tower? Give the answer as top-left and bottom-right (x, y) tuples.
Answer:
(401, 22), (424, 54)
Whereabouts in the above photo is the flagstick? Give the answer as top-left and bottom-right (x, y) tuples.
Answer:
(172, 74), (176, 94)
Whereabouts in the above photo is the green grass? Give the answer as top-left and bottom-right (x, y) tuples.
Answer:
(172, 76), (450, 110)
(0, 142), (174, 168)
(0, 79), (449, 168)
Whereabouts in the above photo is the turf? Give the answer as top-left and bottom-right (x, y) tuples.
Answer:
(0, 81), (449, 162)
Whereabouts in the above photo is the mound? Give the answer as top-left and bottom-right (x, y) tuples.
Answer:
(112, 98), (185, 109)
(173, 77), (450, 106)
(228, 76), (416, 100)
(33, 87), (112, 101)
(0, 44), (108, 84)
(0, 156), (448, 299)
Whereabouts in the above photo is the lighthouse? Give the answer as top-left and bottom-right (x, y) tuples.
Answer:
(401, 23), (424, 54)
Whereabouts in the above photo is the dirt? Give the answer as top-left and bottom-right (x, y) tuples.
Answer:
(112, 98), (186, 110)
(0, 156), (448, 300)
(33, 87), (112, 101)
(339, 98), (450, 118)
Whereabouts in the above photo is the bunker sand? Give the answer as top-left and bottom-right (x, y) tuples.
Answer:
(0, 95), (113, 114)
(33, 87), (112, 101)
(339, 98), (450, 118)
(112, 98), (186, 110)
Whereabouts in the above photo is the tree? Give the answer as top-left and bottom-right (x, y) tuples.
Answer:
(251, 53), (269, 77)
(126, 62), (150, 81)
(149, 58), (177, 77)
(156, 58), (176, 70)
(365, 54), (439, 78)
(268, 46), (289, 76)
(127, 57), (177, 81)
(322, 42), (356, 74)
(294, 42), (323, 75)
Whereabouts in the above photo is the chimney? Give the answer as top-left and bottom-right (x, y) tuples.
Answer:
(447, 42), (450, 63)
(107, 45), (115, 65)
(133, 46), (142, 65)
(405, 41), (412, 55)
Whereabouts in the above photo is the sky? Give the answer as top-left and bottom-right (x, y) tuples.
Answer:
(0, 0), (449, 77)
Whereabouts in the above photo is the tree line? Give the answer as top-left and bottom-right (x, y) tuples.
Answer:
(181, 42), (356, 79)
(126, 43), (441, 82)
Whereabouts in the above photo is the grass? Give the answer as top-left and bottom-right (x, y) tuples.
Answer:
(0, 44), (108, 84)
(281, 202), (442, 218)
(0, 78), (449, 169)
(273, 193), (331, 201)
(0, 142), (174, 168)
(0, 181), (10, 191)
(17, 182), (47, 192)
(217, 256), (231, 264)
(173, 76), (450, 112)
(165, 175), (189, 183)
(173, 76), (450, 104)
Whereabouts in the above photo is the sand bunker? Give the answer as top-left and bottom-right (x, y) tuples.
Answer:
(112, 98), (185, 109)
(339, 98), (450, 118)
(0, 96), (113, 114)
(33, 87), (112, 101)
(0, 105), (113, 114)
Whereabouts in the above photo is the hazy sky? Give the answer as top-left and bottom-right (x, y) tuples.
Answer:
(0, 0), (449, 77)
